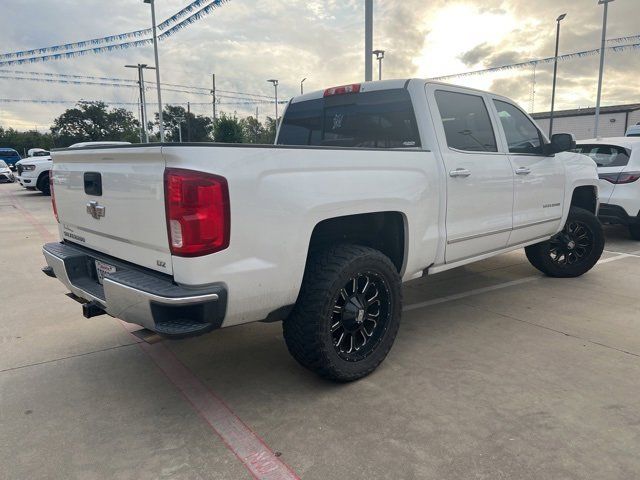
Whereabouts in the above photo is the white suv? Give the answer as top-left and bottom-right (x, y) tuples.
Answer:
(576, 137), (640, 239)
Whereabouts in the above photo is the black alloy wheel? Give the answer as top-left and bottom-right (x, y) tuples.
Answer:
(330, 272), (391, 362)
(548, 220), (594, 266)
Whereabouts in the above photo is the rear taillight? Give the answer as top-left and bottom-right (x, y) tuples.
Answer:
(50, 176), (58, 222)
(599, 171), (640, 184)
(164, 168), (230, 257)
(324, 83), (361, 97)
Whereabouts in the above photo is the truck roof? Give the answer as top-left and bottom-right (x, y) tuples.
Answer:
(577, 137), (640, 149)
(290, 78), (496, 104)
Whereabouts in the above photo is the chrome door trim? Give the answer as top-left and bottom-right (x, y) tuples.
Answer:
(447, 217), (562, 245)
(447, 227), (512, 244)
(513, 216), (562, 230)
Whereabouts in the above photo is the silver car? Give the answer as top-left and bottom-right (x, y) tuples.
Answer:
(0, 160), (15, 183)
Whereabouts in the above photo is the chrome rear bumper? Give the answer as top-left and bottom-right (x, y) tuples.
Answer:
(42, 242), (227, 337)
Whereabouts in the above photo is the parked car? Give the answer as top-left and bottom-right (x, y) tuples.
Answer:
(0, 148), (22, 171)
(27, 148), (51, 157)
(16, 152), (53, 195)
(42, 79), (603, 381)
(626, 124), (640, 137)
(0, 160), (15, 183)
(576, 137), (640, 239)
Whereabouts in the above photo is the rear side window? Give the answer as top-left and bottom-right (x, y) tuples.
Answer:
(277, 89), (421, 148)
(575, 144), (631, 167)
(434, 90), (497, 152)
(494, 100), (544, 155)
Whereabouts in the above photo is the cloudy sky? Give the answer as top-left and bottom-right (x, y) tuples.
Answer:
(1, 0), (639, 132)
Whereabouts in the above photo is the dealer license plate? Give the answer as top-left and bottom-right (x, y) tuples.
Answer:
(95, 260), (116, 284)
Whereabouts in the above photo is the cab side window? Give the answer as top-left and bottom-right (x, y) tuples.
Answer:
(494, 100), (544, 155)
(434, 90), (498, 152)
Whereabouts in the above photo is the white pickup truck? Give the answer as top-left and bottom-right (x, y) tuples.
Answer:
(42, 79), (603, 381)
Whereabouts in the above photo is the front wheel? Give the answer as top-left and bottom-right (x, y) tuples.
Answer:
(283, 244), (402, 382)
(37, 172), (50, 196)
(525, 207), (604, 278)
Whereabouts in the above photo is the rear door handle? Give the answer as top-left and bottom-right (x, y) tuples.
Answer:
(449, 168), (471, 178)
(515, 167), (531, 175)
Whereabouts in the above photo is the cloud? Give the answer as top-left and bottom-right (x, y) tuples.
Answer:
(0, 0), (639, 131)
(459, 43), (493, 67)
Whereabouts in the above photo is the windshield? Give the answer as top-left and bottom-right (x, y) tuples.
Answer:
(0, 150), (20, 159)
(33, 151), (50, 157)
(278, 89), (421, 149)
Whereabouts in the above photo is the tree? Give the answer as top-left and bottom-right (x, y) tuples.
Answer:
(240, 115), (277, 144)
(51, 101), (140, 147)
(241, 115), (263, 144)
(213, 113), (245, 143)
(0, 127), (54, 155)
(260, 116), (278, 144)
(156, 105), (213, 142)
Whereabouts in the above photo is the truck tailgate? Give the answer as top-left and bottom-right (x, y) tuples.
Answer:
(52, 146), (172, 275)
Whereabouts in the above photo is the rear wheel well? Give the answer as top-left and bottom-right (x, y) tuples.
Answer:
(307, 212), (405, 273)
(570, 186), (597, 214)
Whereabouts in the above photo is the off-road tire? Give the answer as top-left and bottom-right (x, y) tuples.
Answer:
(283, 244), (402, 382)
(525, 207), (604, 278)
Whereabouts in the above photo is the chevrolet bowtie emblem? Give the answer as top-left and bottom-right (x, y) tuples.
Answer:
(86, 201), (106, 220)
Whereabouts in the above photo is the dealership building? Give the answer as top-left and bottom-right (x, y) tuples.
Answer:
(532, 103), (640, 140)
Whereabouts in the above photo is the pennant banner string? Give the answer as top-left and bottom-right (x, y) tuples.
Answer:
(0, 0), (229, 61)
(431, 42), (640, 81)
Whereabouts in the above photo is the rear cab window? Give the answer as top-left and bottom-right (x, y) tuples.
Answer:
(434, 90), (497, 152)
(277, 89), (421, 149)
(575, 144), (631, 167)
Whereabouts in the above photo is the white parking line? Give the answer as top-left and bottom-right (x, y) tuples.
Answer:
(404, 250), (640, 312)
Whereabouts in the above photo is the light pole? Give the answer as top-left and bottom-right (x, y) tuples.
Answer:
(365, 0), (373, 81)
(300, 77), (307, 95)
(175, 116), (184, 143)
(372, 50), (385, 81)
(211, 73), (216, 122)
(594, 0), (614, 138)
(268, 79), (279, 123)
(144, 0), (165, 143)
(125, 64), (154, 143)
(548, 14), (566, 138)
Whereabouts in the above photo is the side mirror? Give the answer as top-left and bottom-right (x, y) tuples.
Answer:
(546, 133), (576, 155)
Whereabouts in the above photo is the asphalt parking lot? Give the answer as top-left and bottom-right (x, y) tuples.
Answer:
(2, 182), (640, 480)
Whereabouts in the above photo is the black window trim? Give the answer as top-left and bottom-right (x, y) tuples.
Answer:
(434, 89), (500, 155)
(492, 98), (547, 157)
